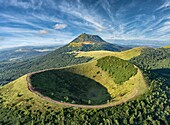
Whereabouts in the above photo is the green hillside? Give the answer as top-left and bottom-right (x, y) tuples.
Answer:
(0, 33), (127, 86)
(0, 69), (169, 124)
(0, 55), (146, 109)
(1, 47), (170, 124)
(76, 47), (145, 60)
(96, 56), (137, 84)
(130, 48), (170, 70)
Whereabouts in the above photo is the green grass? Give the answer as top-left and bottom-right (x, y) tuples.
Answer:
(0, 75), (63, 112)
(0, 58), (147, 108)
(0, 47), (147, 108)
(96, 56), (137, 84)
(76, 47), (145, 60)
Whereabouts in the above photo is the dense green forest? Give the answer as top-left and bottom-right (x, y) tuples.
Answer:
(31, 69), (111, 105)
(0, 46), (92, 86)
(130, 48), (170, 70)
(96, 56), (137, 84)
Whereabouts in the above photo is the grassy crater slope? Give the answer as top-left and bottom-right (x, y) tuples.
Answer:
(76, 47), (145, 60)
(30, 56), (146, 105)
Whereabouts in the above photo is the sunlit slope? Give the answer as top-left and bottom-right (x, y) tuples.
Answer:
(0, 75), (63, 112)
(162, 45), (170, 48)
(76, 47), (145, 60)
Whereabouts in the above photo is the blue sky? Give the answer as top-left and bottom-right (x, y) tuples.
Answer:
(0, 0), (170, 49)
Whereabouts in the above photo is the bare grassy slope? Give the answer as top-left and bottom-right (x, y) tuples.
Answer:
(76, 47), (145, 60)
(0, 75), (63, 112)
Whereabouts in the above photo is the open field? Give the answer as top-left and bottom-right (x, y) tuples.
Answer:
(76, 47), (145, 60)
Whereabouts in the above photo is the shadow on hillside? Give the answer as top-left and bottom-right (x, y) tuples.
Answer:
(30, 69), (112, 105)
(150, 68), (170, 86)
(151, 68), (170, 77)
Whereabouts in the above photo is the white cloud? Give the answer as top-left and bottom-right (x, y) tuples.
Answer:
(0, 37), (5, 41)
(39, 30), (49, 34)
(157, 0), (170, 10)
(1, 0), (41, 9)
(156, 25), (170, 33)
(53, 24), (67, 30)
(0, 27), (37, 34)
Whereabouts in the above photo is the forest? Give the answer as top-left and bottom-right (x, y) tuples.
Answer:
(0, 46), (92, 86)
(97, 56), (137, 84)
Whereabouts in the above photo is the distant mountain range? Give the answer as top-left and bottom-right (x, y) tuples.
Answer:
(0, 45), (60, 62)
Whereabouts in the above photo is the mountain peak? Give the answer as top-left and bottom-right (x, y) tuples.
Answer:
(70, 33), (106, 43)
(67, 33), (125, 51)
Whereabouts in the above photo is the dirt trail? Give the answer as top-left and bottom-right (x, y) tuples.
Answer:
(26, 72), (138, 109)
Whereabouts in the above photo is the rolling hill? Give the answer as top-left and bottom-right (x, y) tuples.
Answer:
(76, 47), (145, 60)
(0, 33), (128, 86)
(0, 46), (59, 62)
(1, 45), (170, 124)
